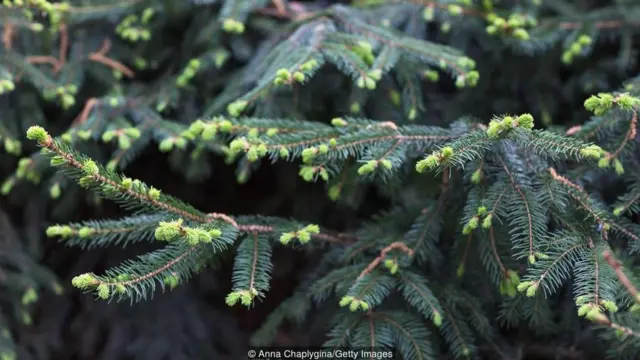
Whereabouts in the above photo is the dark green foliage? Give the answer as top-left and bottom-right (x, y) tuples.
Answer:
(3, 0), (640, 359)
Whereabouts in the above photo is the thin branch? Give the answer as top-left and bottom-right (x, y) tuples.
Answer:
(88, 39), (135, 78)
(56, 23), (68, 72)
(358, 241), (414, 279)
(603, 250), (639, 302)
(2, 23), (14, 50)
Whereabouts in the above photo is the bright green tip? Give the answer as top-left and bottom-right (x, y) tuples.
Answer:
(26, 126), (49, 143)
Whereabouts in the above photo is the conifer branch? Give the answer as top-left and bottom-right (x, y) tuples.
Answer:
(56, 24), (68, 72)
(602, 251), (639, 303)
(357, 241), (413, 280)
(369, 311), (434, 360)
(398, 271), (443, 327)
(88, 39), (135, 78)
(2, 23), (14, 49)
(498, 156), (535, 261)
(605, 109), (637, 161)
(457, 234), (473, 279)
(489, 226), (507, 276)
(47, 140), (208, 222)
(25, 125), (347, 303)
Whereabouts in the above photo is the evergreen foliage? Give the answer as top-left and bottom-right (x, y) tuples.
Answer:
(3, 0), (640, 358)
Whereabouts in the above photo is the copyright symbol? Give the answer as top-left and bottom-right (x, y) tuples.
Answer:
(248, 350), (256, 358)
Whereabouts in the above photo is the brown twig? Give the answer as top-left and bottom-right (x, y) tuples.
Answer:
(272, 0), (287, 15)
(88, 39), (135, 78)
(256, 1), (313, 20)
(20, 56), (60, 83)
(603, 250), (639, 302)
(88, 54), (135, 77)
(566, 125), (582, 135)
(2, 23), (14, 50)
(71, 98), (100, 126)
(606, 109), (637, 160)
(22, 25), (68, 73)
(548, 168), (587, 196)
(26, 56), (60, 67)
(205, 212), (354, 244)
(95, 38), (111, 54)
(559, 20), (640, 30)
(55, 24), (68, 73)
(357, 241), (414, 280)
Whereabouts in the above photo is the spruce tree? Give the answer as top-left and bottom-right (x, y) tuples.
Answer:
(3, 0), (640, 359)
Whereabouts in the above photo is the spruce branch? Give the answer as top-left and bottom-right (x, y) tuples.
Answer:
(517, 231), (588, 298)
(226, 232), (273, 307)
(357, 241), (414, 279)
(547, 168), (610, 230)
(438, 302), (476, 358)
(486, 226), (521, 298)
(580, 250), (640, 338)
(88, 38), (135, 78)
(70, 242), (209, 302)
(22, 23), (67, 73)
(2, 23), (14, 49)
(404, 197), (446, 266)
(584, 251), (640, 343)
(26, 126), (349, 302)
(26, 126), (210, 223)
(497, 155), (544, 263)
(456, 234), (473, 279)
(339, 270), (396, 312)
(398, 271), (443, 328)
(602, 251), (639, 304)
(572, 241), (620, 320)
(370, 311), (436, 359)
(185, 116), (457, 180)
(46, 214), (169, 249)
(547, 168), (640, 245)
(56, 23), (68, 71)
(309, 264), (363, 305)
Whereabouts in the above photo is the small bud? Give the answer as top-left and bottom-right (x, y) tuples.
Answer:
(422, 6), (434, 21)
(279, 147), (290, 158)
(30, 23), (44, 32)
(512, 28), (530, 41)
(441, 146), (454, 157)
(80, 160), (99, 176)
(78, 227), (94, 238)
(471, 169), (482, 184)
(407, 108), (417, 121)
(577, 35), (592, 46)
(26, 126), (49, 144)
(96, 284), (110, 299)
(1, 178), (14, 195)
(292, 72), (305, 82)
(517, 113), (534, 129)
(225, 291), (241, 306)
(432, 312), (442, 327)
(71, 273), (98, 289)
(331, 117), (347, 127)
(613, 158), (624, 175)
(447, 4), (463, 15)
(148, 187), (161, 200)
